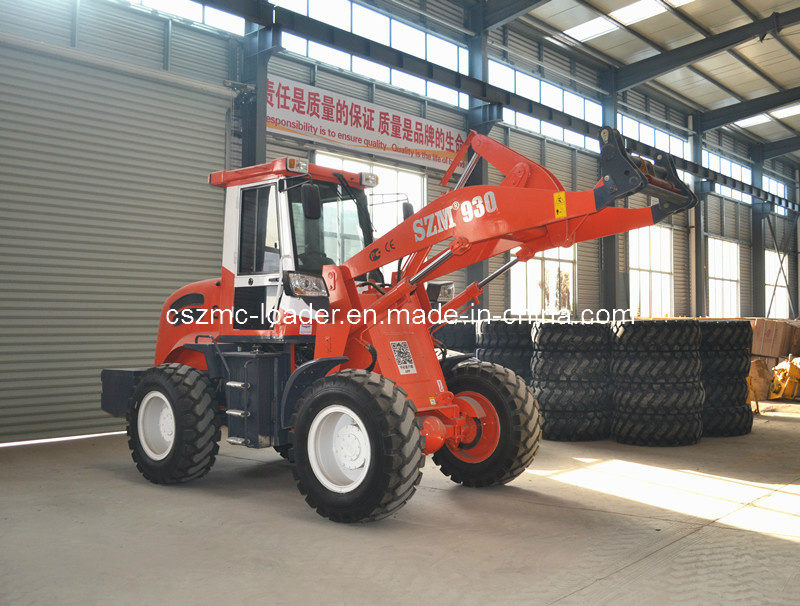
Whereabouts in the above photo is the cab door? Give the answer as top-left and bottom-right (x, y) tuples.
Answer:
(234, 184), (282, 330)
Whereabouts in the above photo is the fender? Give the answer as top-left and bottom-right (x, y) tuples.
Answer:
(279, 356), (348, 429)
(440, 354), (477, 377)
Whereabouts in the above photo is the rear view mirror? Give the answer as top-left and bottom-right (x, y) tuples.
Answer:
(402, 202), (414, 221)
(301, 183), (321, 220)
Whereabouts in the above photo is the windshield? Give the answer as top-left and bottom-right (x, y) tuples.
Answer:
(287, 179), (373, 273)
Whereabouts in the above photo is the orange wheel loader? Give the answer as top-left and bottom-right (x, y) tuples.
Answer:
(101, 127), (696, 522)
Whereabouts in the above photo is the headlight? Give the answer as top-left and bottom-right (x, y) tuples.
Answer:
(286, 272), (329, 297)
(286, 157), (309, 174)
(360, 172), (379, 187)
(426, 281), (455, 303)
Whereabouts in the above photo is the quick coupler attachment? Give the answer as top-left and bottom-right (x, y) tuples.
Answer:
(594, 127), (648, 209)
(642, 150), (697, 223)
(593, 126), (697, 223)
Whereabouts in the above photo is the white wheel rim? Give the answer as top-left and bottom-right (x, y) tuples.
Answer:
(307, 405), (371, 493)
(138, 390), (176, 461)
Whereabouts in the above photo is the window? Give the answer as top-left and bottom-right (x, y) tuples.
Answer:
(702, 149), (752, 204)
(142, 0), (202, 21)
(426, 34), (458, 71)
(765, 250), (791, 319)
(764, 175), (788, 215)
(287, 180), (369, 271)
(239, 186), (280, 275)
(488, 60), (515, 91)
(309, 0), (351, 31)
(352, 4), (389, 44)
(391, 20), (426, 59)
(316, 152), (425, 280)
(509, 246), (575, 316)
(707, 237), (740, 318)
(628, 225), (673, 317)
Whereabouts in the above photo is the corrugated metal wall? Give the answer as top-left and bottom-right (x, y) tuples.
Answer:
(0, 1), (232, 442)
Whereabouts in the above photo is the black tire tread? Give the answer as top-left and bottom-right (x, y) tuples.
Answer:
(611, 351), (702, 383)
(531, 350), (610, 382)
(612, 410), (703, 446)
(702, 405), (754, 437)
(702, 377), (749, 409)
(698, 320), (753, 351)
(475, 348), (533, 379)
(613, 382), (705, 414)
(532, 322), (611, 352)
(433, 322), (477, 353)
(541, 410), (610, 441)
(700, 349), (751, 377)
(532, 381), (611, 413)
(476, 320), (534, 349)
(434, 361), (541, 487)
(291, 369), (424, 523)
(127, 363), (221, 484)
(612, 320), (700, 352)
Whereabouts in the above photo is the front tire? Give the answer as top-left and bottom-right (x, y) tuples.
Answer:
(434, 361), (541, 487)
(127, 363), (221, 484)
(291, 370), (424, 523)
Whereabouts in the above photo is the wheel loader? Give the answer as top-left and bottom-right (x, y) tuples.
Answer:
(101, 126), (696, 522)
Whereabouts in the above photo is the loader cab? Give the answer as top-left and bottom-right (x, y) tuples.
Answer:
(214, 158), (375, 333)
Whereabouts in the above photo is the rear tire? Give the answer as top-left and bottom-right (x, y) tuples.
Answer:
(291, 370), (424, 523)
(434, 362), (541, 487)
(127, 363), (221, 484)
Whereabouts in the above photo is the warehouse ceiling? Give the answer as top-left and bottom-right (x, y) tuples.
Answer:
(506, 0), (800, 164)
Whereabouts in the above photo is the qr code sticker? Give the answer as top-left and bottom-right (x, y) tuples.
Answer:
(390, 341), (417, 375)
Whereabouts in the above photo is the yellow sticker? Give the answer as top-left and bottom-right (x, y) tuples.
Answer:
(554, 191), (567, 218)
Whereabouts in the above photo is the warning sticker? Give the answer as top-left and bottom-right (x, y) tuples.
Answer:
(554, 191), (567, 218)
(390, 341), (417, 375)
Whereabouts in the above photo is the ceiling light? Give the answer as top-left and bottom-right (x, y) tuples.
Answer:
(772, 103), (800, 119)
(564, 17), (617, 42)
(610, 0), (666, 26)
(734, 114), (771, 128)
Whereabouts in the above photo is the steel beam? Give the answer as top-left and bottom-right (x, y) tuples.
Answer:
(698, 86), (800, 132)
(203, 1), (796, 210)
(484, 1), (550, 31)
(614, 7), (800, 91)
(751, 135), (800, 162)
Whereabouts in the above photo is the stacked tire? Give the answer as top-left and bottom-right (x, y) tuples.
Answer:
(529, 323), (612, 441)
(433, 321), (476, 354)
(611, 320), (704, 446)
(699, 320), (754, 437)
(474, 320), (534, 382)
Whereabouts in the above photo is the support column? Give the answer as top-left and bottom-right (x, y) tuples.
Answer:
(464, 5), (490, 311)
(241, 21), (280, 167)
(691, 115), (707, 317)
(599, 88), (620, 312)
(752, 157), (767, 316)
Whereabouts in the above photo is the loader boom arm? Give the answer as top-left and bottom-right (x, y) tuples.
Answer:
(341, 126), (696, 284)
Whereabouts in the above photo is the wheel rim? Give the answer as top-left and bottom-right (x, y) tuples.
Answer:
(307, 404), (371, 493)
(450, 391), (500, 463)
(138, 390), (176, 461)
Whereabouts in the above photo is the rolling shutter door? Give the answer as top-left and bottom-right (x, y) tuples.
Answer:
(0, 38), (231, 442)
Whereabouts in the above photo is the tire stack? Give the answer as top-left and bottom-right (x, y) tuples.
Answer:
(611, 320), (704, 446)
(699, 320), (754, 437)
(433, 321), (477, 354)
(474, 320), (534, 382)
(529, 323), (612, 441)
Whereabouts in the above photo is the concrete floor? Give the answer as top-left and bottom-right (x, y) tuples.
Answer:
(1, 408), (799, 606)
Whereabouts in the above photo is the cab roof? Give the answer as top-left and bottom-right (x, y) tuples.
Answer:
(208, 157), (368, 189)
